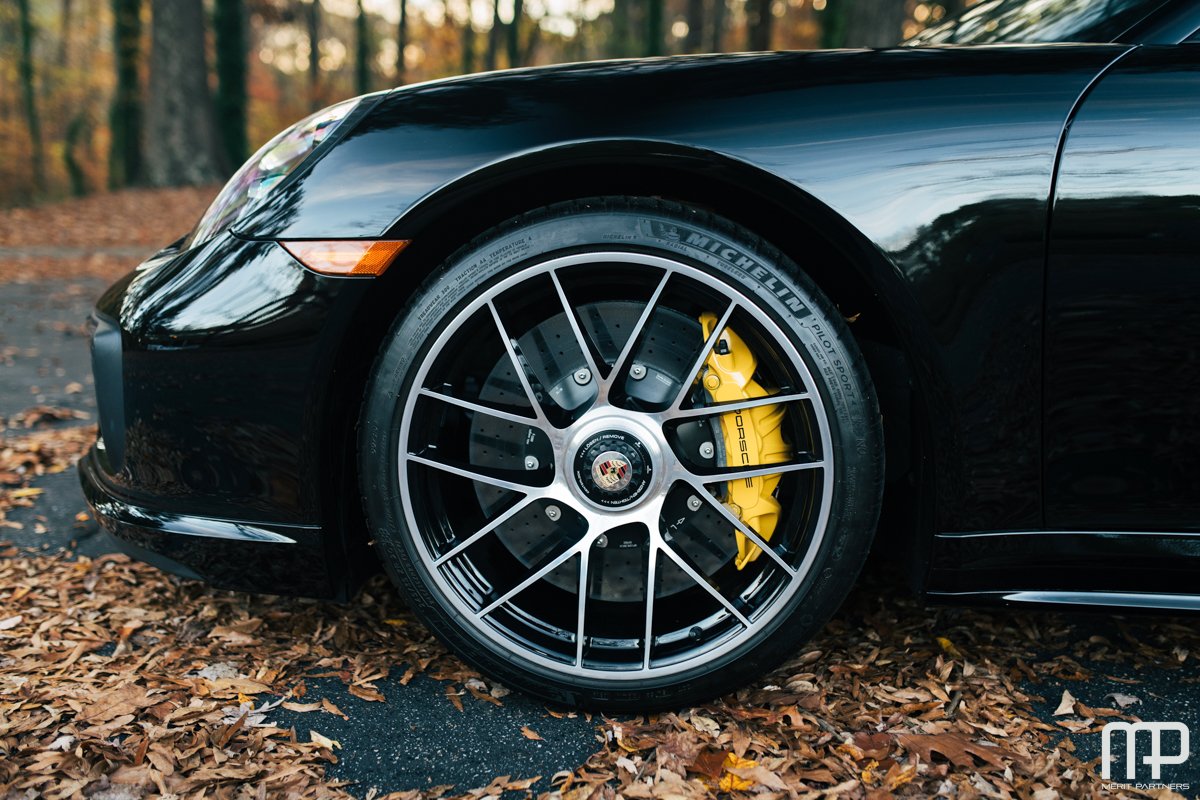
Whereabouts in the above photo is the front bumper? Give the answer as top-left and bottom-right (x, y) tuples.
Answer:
(78, 233), (376, 598)
(80, 447), (329, 595)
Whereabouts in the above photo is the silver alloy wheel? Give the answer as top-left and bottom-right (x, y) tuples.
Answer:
(396, 251), (834, 679)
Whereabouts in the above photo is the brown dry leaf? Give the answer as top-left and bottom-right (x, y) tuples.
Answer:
(322, 697), (349, 719)
(894, 731), (1009, 769)
(521, 726), (544, 741)
(445, 685), (464, 712)
(1053, 688), (1077, 716)
(76, 683), (158, 723)
(280, 701), (320, 713)
(854, 730), (894, 760)
(349, 684), (386, 703)
(687, 748), (727, 779)
(310, 730), (342, 750)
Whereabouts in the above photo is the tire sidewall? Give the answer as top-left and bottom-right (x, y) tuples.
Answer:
(360, 199), (882, 709)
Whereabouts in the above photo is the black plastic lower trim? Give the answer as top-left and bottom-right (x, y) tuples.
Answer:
(79, 448), (340, 599)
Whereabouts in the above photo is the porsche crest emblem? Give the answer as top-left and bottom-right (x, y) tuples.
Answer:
(591, 452), (632, 492)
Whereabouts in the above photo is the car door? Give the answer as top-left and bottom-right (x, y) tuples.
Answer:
(1045, 42), (1200, 532)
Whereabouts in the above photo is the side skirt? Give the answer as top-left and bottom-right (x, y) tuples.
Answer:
(926, 529), (1200, 612)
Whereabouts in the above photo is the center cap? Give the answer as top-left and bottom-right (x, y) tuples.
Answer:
(573, 430), (653, 508)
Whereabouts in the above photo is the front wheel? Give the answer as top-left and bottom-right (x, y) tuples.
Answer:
(359, 197), (883, 710)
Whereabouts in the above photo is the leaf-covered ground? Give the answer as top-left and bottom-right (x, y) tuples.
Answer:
(3, 191), (1199, 799)
(0, 187), (216, 285)
(3, 535), (1199, 799)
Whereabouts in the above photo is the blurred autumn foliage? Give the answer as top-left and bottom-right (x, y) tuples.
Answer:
(0, 0), (954, 208)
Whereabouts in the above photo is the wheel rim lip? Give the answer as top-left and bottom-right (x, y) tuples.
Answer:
(396, 250), (836, 680)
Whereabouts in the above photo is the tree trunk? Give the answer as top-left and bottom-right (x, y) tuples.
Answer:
(396, 0), (407, 83)
(745, 0), (771, 50)
(644, 0), (663, 56)
(460, 0), (475, 74)
(610, 0), (629, 57)
(58, 0), (74, 67)
(842, 0), (905, 47)
(214, 0), (247, 169)
(17, 0), (46, 194)
(486, 0), (502, 69)
(65, 113), (90, 196)
(507, 0), (523, 66)
(355, 0), (371, 93)
(522, 12), (540, 64)
(307, 0), (321, 109)
(684, 0), (704, 52)
(819, 0), (848, 48)
(109, 0), (142, 187)
(708, 0), (725, 51)
(144, 0), (226, 185)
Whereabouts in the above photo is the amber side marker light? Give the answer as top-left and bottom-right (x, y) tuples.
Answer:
(281, 240), (409, 276)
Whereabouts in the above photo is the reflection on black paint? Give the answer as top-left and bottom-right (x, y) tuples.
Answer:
(237, 45), (1125, 533)
(94, 237), (361, 526)
(1046, 47), (1200, 532)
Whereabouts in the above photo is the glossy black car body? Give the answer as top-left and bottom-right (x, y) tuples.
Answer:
(82, 1), (1200, 611)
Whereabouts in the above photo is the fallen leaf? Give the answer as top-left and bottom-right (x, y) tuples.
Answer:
(349, 684), (386, 703)
(282, 701), (322, 712)
(895, 731), (1009, 769)
(77, 683), (158, 723)
(310, 730), (342, 750)
(1053, 689), (1077, 716)
(1105, 692), (1141, 709)
(936, 636), (963, 659)
(521, 726), (543, 741)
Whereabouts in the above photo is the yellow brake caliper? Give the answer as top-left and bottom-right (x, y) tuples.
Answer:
(698, 313), (790, 570)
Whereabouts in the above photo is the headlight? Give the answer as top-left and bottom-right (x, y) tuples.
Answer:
(188, 98), (358, 245)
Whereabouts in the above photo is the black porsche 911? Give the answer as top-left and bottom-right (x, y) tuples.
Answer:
(81, 0), (1200, 709)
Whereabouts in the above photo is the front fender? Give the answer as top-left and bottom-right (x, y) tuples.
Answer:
(238, 44), (1126, 539)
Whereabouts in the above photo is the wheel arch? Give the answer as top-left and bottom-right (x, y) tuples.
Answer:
(326, 141), (942, 595)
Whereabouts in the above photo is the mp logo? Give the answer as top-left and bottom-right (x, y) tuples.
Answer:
(1102, 721), (1190, 781)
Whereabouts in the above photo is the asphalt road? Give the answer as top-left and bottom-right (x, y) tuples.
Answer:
(2, 273), (1198, 796)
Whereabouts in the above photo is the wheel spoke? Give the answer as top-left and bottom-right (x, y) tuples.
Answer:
(658, 541), (751, 627)
(434, 495), (537, 567)
(575, 549), (590, 666)
(549, 270), (603, 385)
(397, 251), (840, 677)
(487, 300), (548, 425)
(642, 546), (658, 669)
(687, 488), (796, 575)
(662, 391), (809, 421)
(417, 388), (544, 428)
(607, 269), (673, 382)
(406, 453), (544, 494)
(478, 544), (582, 617)
(670, 301), (737, 411)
